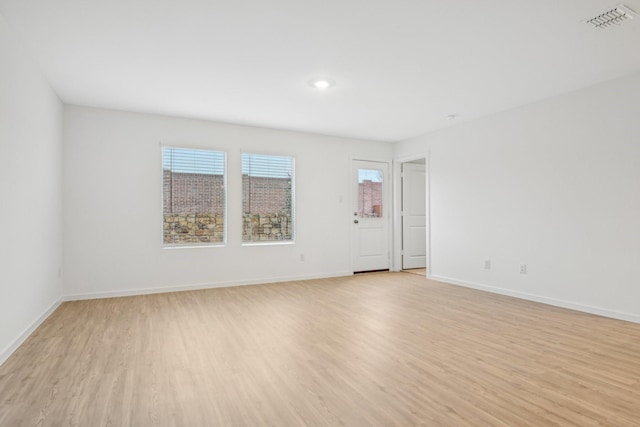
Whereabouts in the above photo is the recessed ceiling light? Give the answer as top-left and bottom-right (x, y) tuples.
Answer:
(309, 79), (335, 90)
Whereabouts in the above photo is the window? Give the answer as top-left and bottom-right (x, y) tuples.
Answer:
(358, 168), (383, 218)
(163, 146), (226, 245)
(242, 153), (294, 242)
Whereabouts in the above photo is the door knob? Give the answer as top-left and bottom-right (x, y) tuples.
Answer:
(354, 219), (359, 224)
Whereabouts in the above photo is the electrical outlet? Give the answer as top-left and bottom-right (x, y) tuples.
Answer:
(300, 254), (305, 262)
(520, 264), (527, 274)
(484, 259), (491, 270)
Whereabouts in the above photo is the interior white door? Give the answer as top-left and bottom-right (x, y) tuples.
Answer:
(351, 160), (390, 272)
(402, 162), (426, 269)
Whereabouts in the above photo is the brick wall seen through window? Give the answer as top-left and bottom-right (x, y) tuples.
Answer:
(242, 153), (294, 242)
(163, 147), (226, 245)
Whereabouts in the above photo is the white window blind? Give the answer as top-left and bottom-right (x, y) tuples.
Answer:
(242, 153), (294, 242)
(163, 147), (226, 245)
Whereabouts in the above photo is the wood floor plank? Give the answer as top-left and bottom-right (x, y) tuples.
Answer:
(1, 272), (640, 426)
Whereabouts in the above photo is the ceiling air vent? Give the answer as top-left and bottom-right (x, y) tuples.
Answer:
(585, 4), (637, 29)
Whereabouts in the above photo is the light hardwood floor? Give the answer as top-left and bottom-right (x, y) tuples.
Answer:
(1, 272), (640, 426)
(402, 268), (427, 276)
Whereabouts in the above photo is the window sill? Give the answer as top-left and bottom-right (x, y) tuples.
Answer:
(242, 240), (295, 247)
(163, 243), (226, 249)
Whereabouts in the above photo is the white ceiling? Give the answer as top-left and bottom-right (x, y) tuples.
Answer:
(1, 0), (640, 142)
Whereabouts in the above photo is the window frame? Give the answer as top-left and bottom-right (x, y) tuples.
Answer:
(241, 151), (296, 246)
(161, 144), (228, 249)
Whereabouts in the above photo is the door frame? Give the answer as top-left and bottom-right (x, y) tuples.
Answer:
(350, 157), (392, 274)
(392, 152), (430, 275)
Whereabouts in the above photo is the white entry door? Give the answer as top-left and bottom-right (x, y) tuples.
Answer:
(351, 160), (390, 272)
(402, 162), (426, 269)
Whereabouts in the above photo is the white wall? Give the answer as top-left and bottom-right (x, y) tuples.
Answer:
(395, 71), (640, 322)
(0, 15), (63, 363)
(63, 106), (392, 297)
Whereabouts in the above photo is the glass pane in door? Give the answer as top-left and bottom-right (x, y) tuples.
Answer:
(357, 168), (383, 218)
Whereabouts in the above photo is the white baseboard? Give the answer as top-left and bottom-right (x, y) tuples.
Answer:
(64, 271), (353, 301)
(428, 274), (640, 324)
(0, 297), (63, 367)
